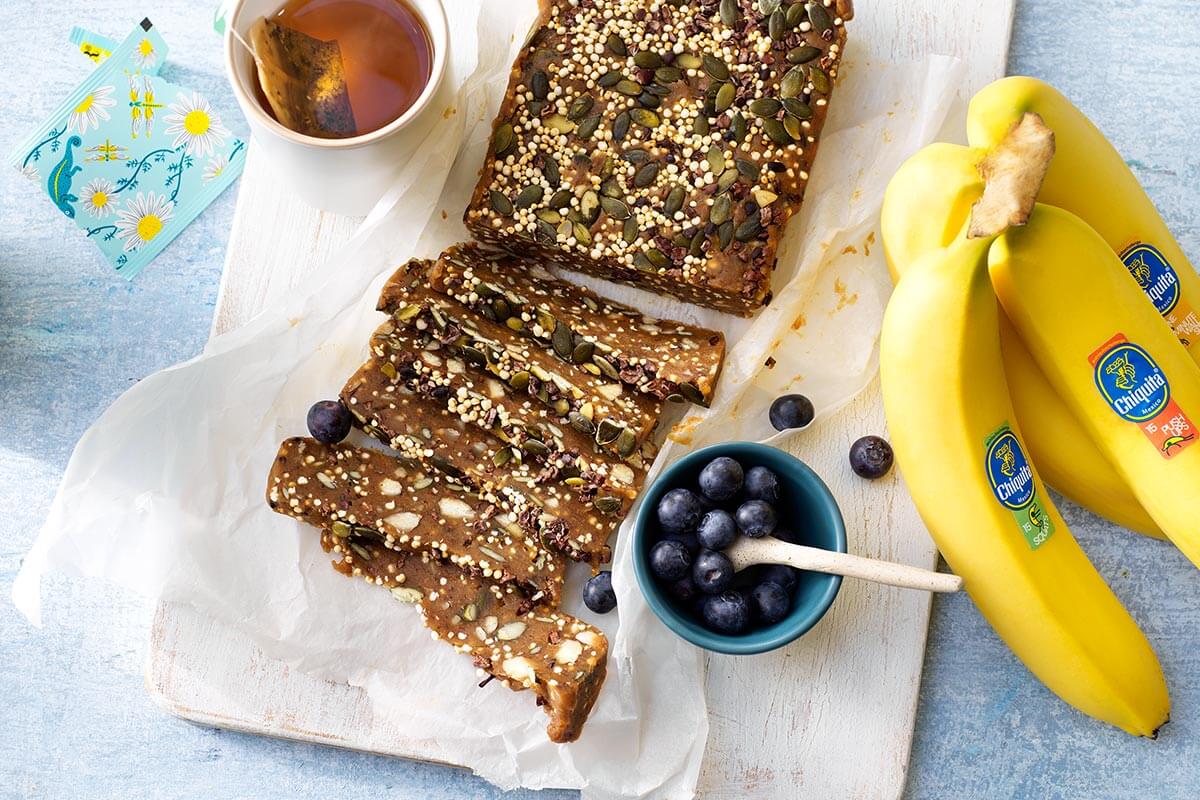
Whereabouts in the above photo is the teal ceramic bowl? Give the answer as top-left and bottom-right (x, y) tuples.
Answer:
(632, 442), (846, 655)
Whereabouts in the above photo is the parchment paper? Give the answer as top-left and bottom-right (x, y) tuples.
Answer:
(13, 1), (966, 795)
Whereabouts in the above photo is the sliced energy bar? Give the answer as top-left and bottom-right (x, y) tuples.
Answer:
(320, 531), (608, 743)
(407, 244), (726, 406)
(267, 437), (563, 605)
(463, 0), (853, 315)
(342, 367), (636, 565)
(383, 278), (663, 448)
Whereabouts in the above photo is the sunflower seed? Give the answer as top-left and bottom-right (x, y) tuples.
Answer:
(710, 194), (732, 225)
(714, 82), (735, 112)
(462, 603), (478, 622)
(703, 55), (730, 82)
(787, 45), (822, 64)
(634, 162), (660, 187)
(489, 190), (513, 215)
(496, 621), (527, 641)
(349, 541), (373, 561)
(391, 587), (422, 603)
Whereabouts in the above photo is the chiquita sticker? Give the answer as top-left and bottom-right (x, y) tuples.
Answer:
(984, 424), (1054, 549)
(1089, 333), (1196, 459)
(1121, 243), (1200, 347)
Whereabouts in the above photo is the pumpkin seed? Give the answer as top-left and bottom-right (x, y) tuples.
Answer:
(645, 82), (671, 97)
(623, 148), (650, 164)
(616, 79), (643, 96)
(606, 34), (627, 56)
(807, 1), (833, 33)
(615, 428), (637, 457)
(599, 195), (631, 220)
(491, 297), (510, 319)
(718, 219), (735, 248)
(552, 322), (574, 358)
(735, 215), (763, 241)
(719, 0), (740, 26)
(515, 185), (544, 208)
(655, 66), (683, 84)
(573, 222), (592, 245)
(594, 495), (622, 515)
(758, 0), (781, 14)
(783, 97), (813, 119)
(536, 208), (561, 224)
(461, 345), (488, 367)
(598, 70), (621, 88)
(768, 9), (785, 40)
(489, 190), (513, 215)
(633, 50), (664, 69)
(493, 446), (515, 467)
(689, 230), (706, 257)
(764, 118), (791, 145)
(634, 162), (660, 187)
(580, 190), (601, 222)
(706, 145), (726, 175)
(679, 382), (706, 404)
(577, 114), (601, 139)
(666, 393), (686, 404)
(664, 185), (685, 216)
(784, 115), (803, 141)
(568, 96), (594, 121)
(714, 82), (735, 113)
(522, 439), (550, 457)
(572, 340), (594, 363)
(786, 2), (808, 27)
(549, 189), (572, 209)
(750, 97), (782, 117)
(612, 110), (631, 141)
(809, 66), (831, 94)
(552, 398), (571, 416)
(717, 167), (740, 193)
(600, 177), (622, 198)
(331, 521), (351, 538)
(530, 70), (549, 100)
(676, 53), (702, 70)
(595, 418), (622, 445)
(629, 108), (661, 128)
(593, 355), (621, 382)
(736, 158), (761, 180)
(492, 123), (514, 156)
(787, 45), (822, 64)
(703, 55), (730, 82)
(622, 217), (638, 244)
(380, 361), (398, 380)
(569, 411), (595, 435)
(544, 114), (575, 134)
(349, 541), (373, 561)
(753, 188), (779, 206)
(780, 66), (806, 99)
(693, 114), (710, 135)
(710, 194), (732, 225)
(535, 219), (557, 242)
(638, 91), (661, 110)
(730, 112), (748, 142)
(646, 247), (669, 268)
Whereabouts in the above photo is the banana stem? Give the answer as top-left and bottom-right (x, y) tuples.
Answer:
(968, 112), (1056, 239)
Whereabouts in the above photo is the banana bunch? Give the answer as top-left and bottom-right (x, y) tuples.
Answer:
(879, 77), (1200, 735)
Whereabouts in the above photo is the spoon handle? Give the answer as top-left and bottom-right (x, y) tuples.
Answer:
(737, 537), (963, 593)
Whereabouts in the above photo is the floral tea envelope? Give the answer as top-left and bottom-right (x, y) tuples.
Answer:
(10, 19), (245, 279)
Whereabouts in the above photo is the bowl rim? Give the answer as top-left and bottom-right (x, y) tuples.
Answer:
(632, 441), (847, 656)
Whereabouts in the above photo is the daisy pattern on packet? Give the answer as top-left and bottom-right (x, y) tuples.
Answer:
(68, 84), (115, 134)
(132, 36), (157, 69)
(202, 154), (229, 183)
(164, 91), (229, 158)
(114, 191), (174, 251)
(82, 177), (116, 218)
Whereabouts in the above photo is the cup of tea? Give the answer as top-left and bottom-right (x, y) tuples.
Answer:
(223, 0), (449, 215)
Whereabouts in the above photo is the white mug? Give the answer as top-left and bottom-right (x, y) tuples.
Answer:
(223, 0), (450, 216)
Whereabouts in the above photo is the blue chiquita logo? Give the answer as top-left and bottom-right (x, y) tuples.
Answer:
(1122, 243), (1180, 315)
(1094, 342), (1170, 422)
(985, 429), (1034, 511)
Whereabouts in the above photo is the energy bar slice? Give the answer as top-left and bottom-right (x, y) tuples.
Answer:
(382, 278), (663, 448)
(342, 366), (637, 565)
(463, 0), (852, 316)
(320, 531), (608, 743)
(267, 437), (563, 606)
(408, 244), (726, 406)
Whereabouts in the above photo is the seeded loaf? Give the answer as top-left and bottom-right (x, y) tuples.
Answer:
(341, 365), (639, 565)
(402, 243), (726, 405)
(320, 530), (608, 743)
(464, 0), (852, 316)
(267, 437), (563, 605)
(382, 278), (663, 450)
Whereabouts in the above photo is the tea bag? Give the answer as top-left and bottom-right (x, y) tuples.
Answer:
(248, 18), (356, 138)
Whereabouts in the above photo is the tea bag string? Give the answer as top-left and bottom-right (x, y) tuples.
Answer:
(230, 25), (262, 67)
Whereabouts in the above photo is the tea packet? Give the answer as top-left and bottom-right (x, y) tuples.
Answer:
(248, 18), (356, 138)
(9, 18), (246, 279)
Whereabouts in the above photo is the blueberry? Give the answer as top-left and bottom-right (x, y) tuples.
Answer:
(583, 571), (617, 614)
(696, 509), (737, 550)
(736, 499), (777, 538)
(759, 564), (800, 593)
(698, 456), (744, 502)
(663, 530), (701, 555)
(307, 400), (353, 444)
(656, 487), (704, 535)
(850, 435), (894, 479)
(649, 539), (693, 581)
(750, 581), (792, 624)
(769, 394), (815, 431)
(669, 577), (699, 603)
(702, 591), (751, 634)
(692, 548), (734, 594)
(743, 465), (780, 502)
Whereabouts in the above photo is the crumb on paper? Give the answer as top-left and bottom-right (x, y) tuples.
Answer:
(289, 317), (302, 327)
(443, 106), (457, 119)
(442, 210), (449, 220)
(792, 313), (806, 330)
(833, 278), (858, 312)
(764, 356), (776, 369)
(864, 231), (875, 257)
(669, 414), (705, 445)
(841, 245), (858, 256)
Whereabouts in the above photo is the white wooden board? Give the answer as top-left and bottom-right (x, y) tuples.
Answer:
(147, 4), (1015, 797)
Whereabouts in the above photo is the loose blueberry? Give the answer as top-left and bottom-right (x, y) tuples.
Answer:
(736, 499), (778, 538)
(649, 539), (693, 581)
(669, 577), (699, 604)
(750, 581), (792, 624)
(696, 509), (737, 550)
(702, 591), (751, 634)
(769, 394), (815, 431)
(850, 435), (894, 479)
(692, 548), (734, 594)
(743, 465), (780, 502)
(657, 487), (704, 534)
(698, 456), (744, 502)
(307, 400), (353, 444)
(583, 571), (617, 614)
(759, 564), (800, 593)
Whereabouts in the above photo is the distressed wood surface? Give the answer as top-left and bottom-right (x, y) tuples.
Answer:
(146, 4), (1014, 799)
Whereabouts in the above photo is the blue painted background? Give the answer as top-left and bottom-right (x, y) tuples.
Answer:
(1, 1), (1198, 798)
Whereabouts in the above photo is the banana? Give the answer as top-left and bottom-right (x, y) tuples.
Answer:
(970, 76), (1200, 355)
(881, 136), (1164, 538)
(881, 235), (1169, 736)
(991, 204), (1200, 568)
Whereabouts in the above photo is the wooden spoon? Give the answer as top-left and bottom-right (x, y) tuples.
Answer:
(726, 535), (963, 594)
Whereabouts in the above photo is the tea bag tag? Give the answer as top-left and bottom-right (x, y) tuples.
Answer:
(247, 18), (356, 139)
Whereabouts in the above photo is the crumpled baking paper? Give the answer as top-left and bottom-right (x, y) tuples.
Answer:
(13, 0), (966, 794)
